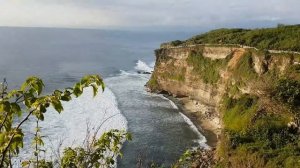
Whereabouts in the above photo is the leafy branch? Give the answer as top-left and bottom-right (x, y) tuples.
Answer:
(0, 75), (130, 167)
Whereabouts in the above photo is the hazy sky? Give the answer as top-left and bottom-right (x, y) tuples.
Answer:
(0, 0), (299, 30)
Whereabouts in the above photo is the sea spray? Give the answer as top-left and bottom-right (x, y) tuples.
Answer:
(134, 60), (153, 73)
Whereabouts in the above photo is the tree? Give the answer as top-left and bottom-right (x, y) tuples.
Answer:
(0, 75), (131, 167)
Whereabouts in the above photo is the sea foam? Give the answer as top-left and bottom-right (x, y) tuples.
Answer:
(134, 60), (153, 73)
(156, 90), (209, 148)
(43, 86), (128, 147)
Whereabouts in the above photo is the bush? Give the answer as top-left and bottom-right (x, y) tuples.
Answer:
(273, 79), (300, 109)
(187, 50), (229, 84)
(222, 95), (258, 132)
(170, 40), (183, 46)
(147, 73), (160, 91)
(0, 76), (131, 167)
(184, 24), (300, 51)
(219, 92), (300, 168)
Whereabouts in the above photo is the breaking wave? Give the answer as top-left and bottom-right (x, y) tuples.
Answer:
(134, 60), (154, 73)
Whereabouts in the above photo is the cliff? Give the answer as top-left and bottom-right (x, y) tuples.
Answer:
(147, 43), (300, 167)
(148, 44), (299, 104)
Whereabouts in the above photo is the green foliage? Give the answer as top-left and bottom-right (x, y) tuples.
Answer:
(218, 92), (300, 167)
(170, 40), (183, 46)
(286, 64), (300, 81)
(187, 50), (229, 84)
(147, 73), (160, 91)
(0, 75), (130, 167)
(185, 24), (300, 51)
(273, 78), (300, 109)
(172, 148), (215, 168)
(172, 150), (193, 168)
(222, 95), (259, 133)
(159, 61), (186, 82)
(61, 130), (131, 168)
(163, 72), (185, 82)
(148, 60), (186, 91)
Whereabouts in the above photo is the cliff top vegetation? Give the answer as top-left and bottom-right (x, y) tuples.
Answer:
(168, 24), (300, 52)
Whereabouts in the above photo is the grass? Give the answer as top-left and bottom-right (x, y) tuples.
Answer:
(186, 50), (230, 84)
(160, 67), (186, 82)
(222, 95), (259, 133)
(147, 73), (159, 91)
(159, 59), (186, 82)
(218, 90), (299, 168)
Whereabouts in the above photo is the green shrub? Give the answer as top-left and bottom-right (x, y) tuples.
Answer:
(222, 95), (258, 132)
(187, 50), (229, 84)
(147, 74), (160, 90)
(220, 92), (300, 168)
(170, 40), (183, 46)
(184, 24), (300, 51)
(273, 79), (300, 109)
(0, 75), (131, 167)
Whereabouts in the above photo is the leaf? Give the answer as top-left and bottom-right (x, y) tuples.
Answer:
(126, 133), (132, 141)
(101, 82), (105, 92)
(11, 102), (22, 117)
(53, 90), (63, 98)
(91, 84), (98, 97)
(61, 90), (72, 101)
(21, 161), (30, 167)
(6, 89), (23, 99)
(0, 101), (10, 112)
(0, 133), (6, 145)
(39, 105), (47, 113)
(21, 76), (44, 95)
(36, 112), (45, 121)
(73, 83), (83, 97)
(51, 98), (63, 113)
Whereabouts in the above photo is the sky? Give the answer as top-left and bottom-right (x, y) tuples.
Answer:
(0, 0), (299, 31)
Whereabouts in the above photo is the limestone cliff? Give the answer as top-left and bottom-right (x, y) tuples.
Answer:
(147, 44), (299, 107)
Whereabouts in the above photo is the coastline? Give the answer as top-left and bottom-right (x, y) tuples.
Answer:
(165, 95), (221, 148)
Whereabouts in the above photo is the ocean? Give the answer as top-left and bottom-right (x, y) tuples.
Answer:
(0, 27), (207, 167)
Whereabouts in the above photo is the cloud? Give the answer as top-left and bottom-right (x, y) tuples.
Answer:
(0, 1), (121, 28)
(0, 0), (299, 30)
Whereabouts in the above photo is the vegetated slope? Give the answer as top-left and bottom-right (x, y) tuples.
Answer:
(148, 41), (300, 167)
(168, 24), (300, 52)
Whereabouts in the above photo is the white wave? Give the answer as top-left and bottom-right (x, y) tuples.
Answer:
(17, 86), (128, 166)
(119, 70), (132, 76)
(179, 113), (209, 149)
(161, 95), (209, 149)
(149, 61), (155, 69)
(157, 95), (179, 110)
(48, 87), (127, 147)
(167, 99), (179, 110)
(134, 60), (153, 73)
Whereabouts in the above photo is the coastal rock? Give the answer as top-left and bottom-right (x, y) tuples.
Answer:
(137, 71), (151, 74)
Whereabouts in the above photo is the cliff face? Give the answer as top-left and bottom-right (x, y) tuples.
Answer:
(147, 44), (300, 167)
(149, 46), (230, 106)
(147, 45), (299, 107)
